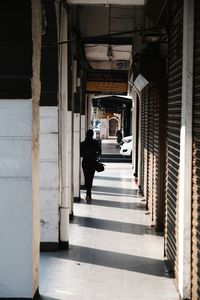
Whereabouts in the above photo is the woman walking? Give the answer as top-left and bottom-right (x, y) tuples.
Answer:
(80, 129), (101, 201)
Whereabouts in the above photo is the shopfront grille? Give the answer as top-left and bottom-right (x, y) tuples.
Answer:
(192, 1), (200, 299)
(165, 2), (183, 283)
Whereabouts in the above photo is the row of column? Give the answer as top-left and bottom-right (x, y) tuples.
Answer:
(0, 2), (91, 298)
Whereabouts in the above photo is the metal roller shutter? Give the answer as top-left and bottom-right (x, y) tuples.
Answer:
(165, 2), (183, 282)
(156, 81), (167, 232)
(148, 83), (166, 230)
(192, 1), (200, 299)
(152, 85), (159, 226)
(144, 89), (149, 204)
(147, 86), (154, 218)
(140, 91), (145, 193)
(140, 88), (149, 200)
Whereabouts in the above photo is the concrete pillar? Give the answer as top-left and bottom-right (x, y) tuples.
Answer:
(72, 57), (81, 202)
(73, 110), (81, 201)
(64, 18), (73, 217)
(0, 101), (39, 299)
(40, 1), (60, 250)
(87, 94), (93, 130)
(178, 0), (194, 298)
(40, 107), (59, 250)
(131, 91), (137, 173)
(137, 92), (142, 187)
(67, 111), (73, 216)
(58, 4), (69, 248)
(0, 1), (41, 298)
(81, 114), (86, 186)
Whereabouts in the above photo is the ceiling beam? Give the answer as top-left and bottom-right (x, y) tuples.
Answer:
(67, 0), (145, 5)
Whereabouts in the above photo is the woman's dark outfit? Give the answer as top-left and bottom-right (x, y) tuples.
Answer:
(80, 136), (101, 199)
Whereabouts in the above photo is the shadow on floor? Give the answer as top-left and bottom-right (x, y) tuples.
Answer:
(94, 175), (133, 182)
(78, 198), (146, 210)
(92, 185), (140, 196)
(38, 296), (59, 300)
(44, 245), (171, 278)
(89, 190), (142, 198)
(70, 215), (158, 236)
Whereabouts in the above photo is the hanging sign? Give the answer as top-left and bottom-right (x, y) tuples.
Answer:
(86, 70), (128, 95)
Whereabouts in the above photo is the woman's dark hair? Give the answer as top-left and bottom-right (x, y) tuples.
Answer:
(86, 129), (94, 138)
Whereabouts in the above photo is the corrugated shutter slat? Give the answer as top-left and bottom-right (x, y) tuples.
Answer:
(192, 1), (200, 298)
(165, 2), (183, 284)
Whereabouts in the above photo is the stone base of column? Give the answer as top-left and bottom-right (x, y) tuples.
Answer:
(74, 197), (81, 203)
(69, 212), (74, 220)
(40, 242), (59, 252)
(0, 288), (39, 300)
(34, 288), (39, 300)
(40, 241), (69, 251)
(59, 241), (69, 250)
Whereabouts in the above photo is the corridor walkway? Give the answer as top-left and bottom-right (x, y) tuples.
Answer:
(40, 163), (179, 300)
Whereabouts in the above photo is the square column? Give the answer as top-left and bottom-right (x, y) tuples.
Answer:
(178, 0), (194, 298)
(73, 112), (81, 201)
(40, 107), (59, 250)
(0, 100), (40, 298)
(0, 1), (41, 297)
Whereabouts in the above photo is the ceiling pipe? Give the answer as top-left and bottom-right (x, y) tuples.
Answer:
(43, 25), (169, 47)
(155, 0), (168, 25)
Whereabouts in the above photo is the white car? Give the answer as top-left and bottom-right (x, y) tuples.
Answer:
(120, 136), (132, 156)
(122, 135), (132, 143)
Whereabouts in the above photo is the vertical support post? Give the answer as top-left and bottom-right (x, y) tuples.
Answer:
(131, 91), (137, 173)
(40, 1), (59, 250)
(178, 0), (194, 298)
(81, 94), (86, 186)
(66, 21), (73, 218)
(137, 92), (142, 187)
(31, 0), (41, 295)
(67, 110), (73, 216)
(72, 60), (81, 202)
(40, 107), (59, 249)
(58, 5), (69, 248)
(73, 89), (81, 202)
(0, 1), (41, 298)
(87, 94), (93, 130)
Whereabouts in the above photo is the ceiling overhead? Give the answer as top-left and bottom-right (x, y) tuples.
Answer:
(84, 44), (132, 62)
(68, 0), (145, 5)
(78, 5), (144, 70)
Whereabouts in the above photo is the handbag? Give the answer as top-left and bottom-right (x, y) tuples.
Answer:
(95, 161), (105, 172)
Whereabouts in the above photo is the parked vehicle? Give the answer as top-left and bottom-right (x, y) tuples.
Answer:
(120, 136), (132, 156)
(121, 135), (132, 144)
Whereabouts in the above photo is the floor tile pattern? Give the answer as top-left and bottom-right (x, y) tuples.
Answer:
(40, 163), (179, 300)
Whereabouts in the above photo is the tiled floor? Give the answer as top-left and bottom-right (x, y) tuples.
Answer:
(39, 163), (179, 300)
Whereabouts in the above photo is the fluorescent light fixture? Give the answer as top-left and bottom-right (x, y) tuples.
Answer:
(142, 33), (162, 43)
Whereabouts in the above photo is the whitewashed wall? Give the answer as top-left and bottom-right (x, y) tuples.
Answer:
(0, 100), (35, 297)
(40, 107), (59, 243)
